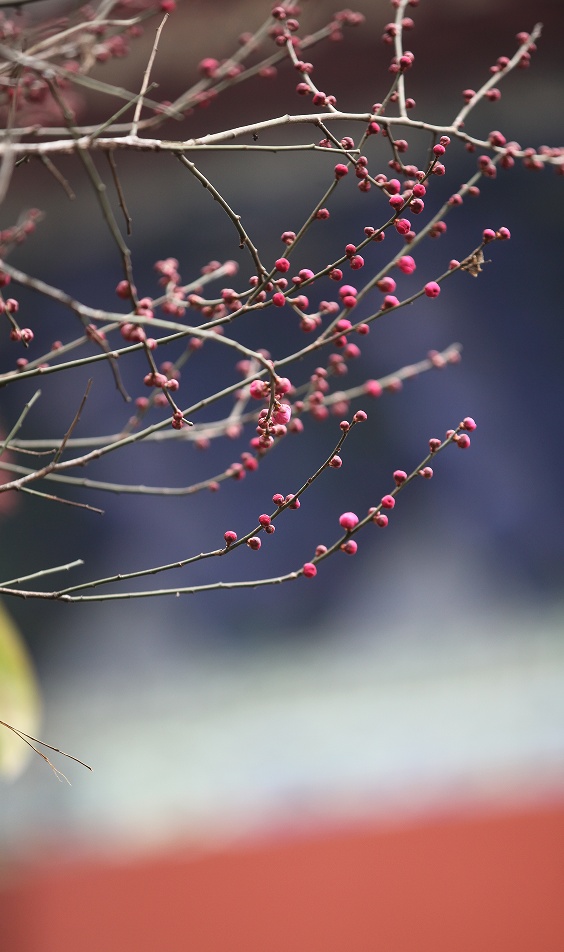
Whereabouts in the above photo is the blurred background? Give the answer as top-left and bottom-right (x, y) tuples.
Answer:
(1, 1), (563, 949)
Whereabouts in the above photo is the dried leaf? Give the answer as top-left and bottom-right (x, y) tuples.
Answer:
(460, 249), (485, 277)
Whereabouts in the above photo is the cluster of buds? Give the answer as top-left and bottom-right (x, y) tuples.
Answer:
(253, 386), (293, 451)
(0, 0), (559, 617)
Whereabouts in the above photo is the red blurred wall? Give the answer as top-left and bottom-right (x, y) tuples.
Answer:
(2, 799), (563, 952)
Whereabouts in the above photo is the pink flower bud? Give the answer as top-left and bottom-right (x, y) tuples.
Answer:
(250, 380), (269, 399)
(397, 255), (416, 274)
(198, 57), (219, 77)
(339, 511), (359, 530)
(273, 403), (292, 425)
(394, 218), (411, 236)
(377, 276), (396, 293)
(364, 380), (382, 398)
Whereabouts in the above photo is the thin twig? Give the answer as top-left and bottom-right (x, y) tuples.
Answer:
(0, 719), (92, 783)
(106, 150), (132, 236)
(19, 485), (104, 514)
(452, 23), (543, 130)
(0, 389), (42, 459)
(175, 153), (268, 281)
(39, 154), (76, 199)
(1, 559), (84, 587)
(131, 13), (168, 137)
(52, 379), (92, 464)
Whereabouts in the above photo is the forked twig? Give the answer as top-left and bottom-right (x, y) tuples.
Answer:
(0, 719), (92, 784)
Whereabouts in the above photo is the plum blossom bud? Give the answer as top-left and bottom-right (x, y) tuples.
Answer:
(273, 403), (292, 425)
(339, 511), (359, 530)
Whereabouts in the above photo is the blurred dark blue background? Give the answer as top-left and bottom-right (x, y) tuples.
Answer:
(2, 0), (562, 654)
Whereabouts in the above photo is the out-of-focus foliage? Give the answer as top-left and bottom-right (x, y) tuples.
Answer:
(0, 600), (40, 779)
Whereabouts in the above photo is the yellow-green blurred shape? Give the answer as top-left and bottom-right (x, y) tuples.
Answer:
(0, 600), (40, 779)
